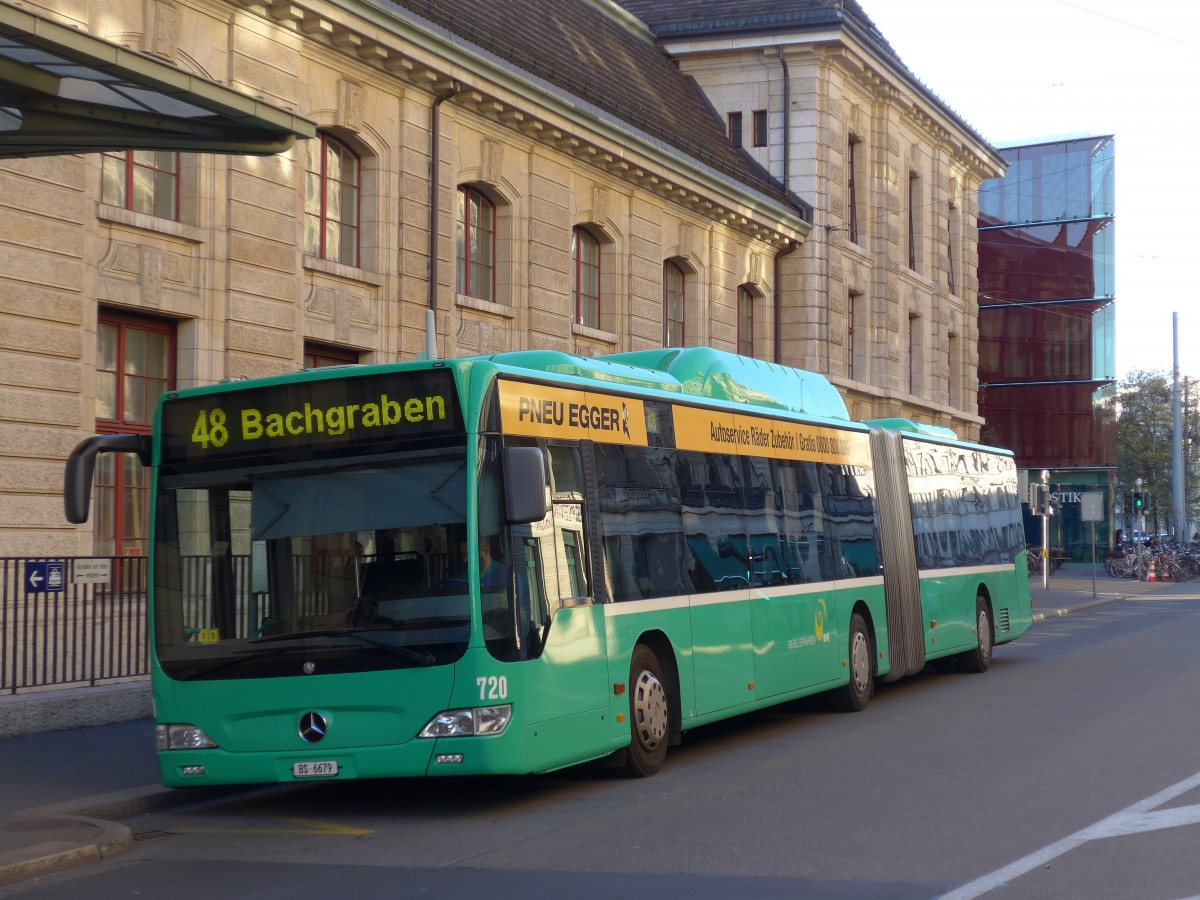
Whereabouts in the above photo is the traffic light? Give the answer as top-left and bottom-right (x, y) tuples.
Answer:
(1028, 484), (1056, 517)
(1132, 491), (1145, 510)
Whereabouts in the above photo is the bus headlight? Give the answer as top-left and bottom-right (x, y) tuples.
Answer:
(156, 723), (219, 750)
(418, 705), (511, 738)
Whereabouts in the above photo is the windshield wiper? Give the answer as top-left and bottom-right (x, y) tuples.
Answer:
(175, 630), (438, 680)
(250, 628), (436, 666)
(176, 646), (299, 680)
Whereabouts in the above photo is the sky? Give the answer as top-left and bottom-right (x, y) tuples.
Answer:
(858, 0), (1200, 382)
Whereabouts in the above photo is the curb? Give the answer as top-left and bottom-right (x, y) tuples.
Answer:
(0, 814), (132, 887)
(1031, 594), (1124, 621)
(0, 782), (256, 888)
(0, 683), (151, 741)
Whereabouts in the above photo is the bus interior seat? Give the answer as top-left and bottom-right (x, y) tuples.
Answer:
(360, 552), (424, 597)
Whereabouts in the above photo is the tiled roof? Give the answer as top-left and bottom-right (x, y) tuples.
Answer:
(383, 0), (806, 217)
(614, 0), (898, 59)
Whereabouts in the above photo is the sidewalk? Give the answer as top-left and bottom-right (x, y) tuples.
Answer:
(1030, 560), (1200, 618)
(1, 568), (1194, 887)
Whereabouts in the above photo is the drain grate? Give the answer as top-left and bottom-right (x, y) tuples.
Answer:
(132, 829), (176, 842)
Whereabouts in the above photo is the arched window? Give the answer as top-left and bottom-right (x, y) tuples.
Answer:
(457, 186), (496, 302)
(573, 226), (601, 329)
(737, 286), (754, 357)
(664, 260), (685, 347)
(304, 132), (360, 267)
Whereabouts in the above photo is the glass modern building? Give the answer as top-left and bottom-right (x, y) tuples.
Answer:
(977, 136), (1116, 557)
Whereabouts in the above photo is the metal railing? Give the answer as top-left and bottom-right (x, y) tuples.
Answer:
(2, 550), (456, 693)
(1, 557), (148, 694)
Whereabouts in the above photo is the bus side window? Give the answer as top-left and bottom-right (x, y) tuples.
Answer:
(548, 446), (592, 606)
(595, 443), (688, 602)
(681, 450), (749, 592)
(511, 534), (548, 636)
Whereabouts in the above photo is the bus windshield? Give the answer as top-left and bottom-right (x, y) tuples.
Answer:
(154, 445), (481, 680)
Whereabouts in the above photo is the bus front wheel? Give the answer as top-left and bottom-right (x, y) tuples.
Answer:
(625, 644), (670, 777)
(830, 612), (873, 712)
(961, 596), (993, 674)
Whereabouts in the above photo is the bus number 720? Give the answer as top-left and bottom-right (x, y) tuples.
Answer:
(477, 676), (508, 701)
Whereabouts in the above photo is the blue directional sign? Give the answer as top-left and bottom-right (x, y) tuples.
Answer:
(25, 561), (64, 594)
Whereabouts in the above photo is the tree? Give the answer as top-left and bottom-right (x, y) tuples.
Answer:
(1117, 370), (1200, 537)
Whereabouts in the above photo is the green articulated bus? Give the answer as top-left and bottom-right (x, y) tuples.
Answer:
(64, 347), (1031, 785)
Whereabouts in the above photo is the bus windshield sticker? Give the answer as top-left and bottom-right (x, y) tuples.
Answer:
(672, 405), (870, 466)
(161, 370), (462, 465)
(498, 380), (649, 446)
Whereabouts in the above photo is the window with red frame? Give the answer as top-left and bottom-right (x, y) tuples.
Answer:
(847, 136), (861, 244)
(457, 186), (496, 302)
(664, 261), (685, 347)
(101, 151), (179, 220)
(737, 286), (754, 356)
(304, 343), (359, 369)
(94, 312), (174, 557)
(848, 292), (859, 381)
(573, 226), (601, 329)
(948, 200), (960, 296)
(908, 172), (919, 271)
(908, 312), (921, 395)
(752, 110), (768, 148)
(304, 133), (360, 267)
(728, 111), (743, 148)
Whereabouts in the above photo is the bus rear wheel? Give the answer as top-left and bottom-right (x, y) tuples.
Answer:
(625, 644), (670, 777)
(830, 612), (873, 712)
(961, 596), (993, 674)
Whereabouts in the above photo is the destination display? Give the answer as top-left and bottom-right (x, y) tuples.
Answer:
(160, 369), (463, 466)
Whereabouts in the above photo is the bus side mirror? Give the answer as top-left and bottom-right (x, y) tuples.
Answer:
(64, 434), (151, 524)
(502, 446), (549, 525)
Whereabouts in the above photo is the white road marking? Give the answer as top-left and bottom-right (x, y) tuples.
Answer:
(941, 770), (1200, 899)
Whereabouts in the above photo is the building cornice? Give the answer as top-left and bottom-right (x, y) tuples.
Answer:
(657, 25), (1006, 182)
(230, 0), (811, 246)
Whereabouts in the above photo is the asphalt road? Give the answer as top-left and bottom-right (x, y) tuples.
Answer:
(5, 597), (1200, 899)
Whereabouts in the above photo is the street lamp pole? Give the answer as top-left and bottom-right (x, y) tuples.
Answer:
(1136, 477), (1144, 572)
(1041, 469), (1051, 590)
(1174, 313), (1186, 539)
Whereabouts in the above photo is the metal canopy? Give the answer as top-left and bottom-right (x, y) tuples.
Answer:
(0, 1), (315, 158)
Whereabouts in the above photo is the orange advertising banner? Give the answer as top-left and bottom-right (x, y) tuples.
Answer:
(673, 404), (870, 466)
(498, 380), (648, 445)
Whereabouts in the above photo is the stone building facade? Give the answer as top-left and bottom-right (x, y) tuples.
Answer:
(0, 0), (1000, 560)
(622, 0), (1006, 431)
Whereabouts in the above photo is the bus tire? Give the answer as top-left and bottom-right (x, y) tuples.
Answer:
(830, 612), (873, 712)
(625, 644), (670, 777)
(961, 596), (993, 674)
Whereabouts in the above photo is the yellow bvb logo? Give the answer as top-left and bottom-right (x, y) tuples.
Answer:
(814, 598), (828, 642)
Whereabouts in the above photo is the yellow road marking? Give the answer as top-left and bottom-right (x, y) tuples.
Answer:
(175, 817), (372, 836)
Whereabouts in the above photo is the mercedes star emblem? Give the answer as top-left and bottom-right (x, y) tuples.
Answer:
(298, 711), (327, 743)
